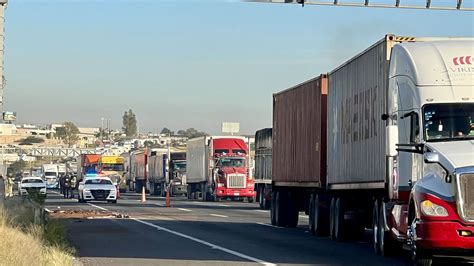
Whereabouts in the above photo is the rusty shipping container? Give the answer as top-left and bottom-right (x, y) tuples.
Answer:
(272, 74), (327, 187)
(255, 128), (272, 182)
(327, 35), (402, 189)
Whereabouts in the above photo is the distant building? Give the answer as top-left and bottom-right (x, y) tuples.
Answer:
(0, 124), (17, 136)
(77, 127), (100, 148)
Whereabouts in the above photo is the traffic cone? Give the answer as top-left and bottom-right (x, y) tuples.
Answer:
(141, 186), (146, 203)
(165, 188), (171, 207)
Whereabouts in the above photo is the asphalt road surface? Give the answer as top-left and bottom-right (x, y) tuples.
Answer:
(45, 190), (412, 266)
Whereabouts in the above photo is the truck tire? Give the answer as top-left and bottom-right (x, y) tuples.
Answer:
(286, 191), (299, 228)
(201, 183), (208, 202)
(187, 185), (192, 200)
(373, 199), (381, 254)
(378, 201), (399, 257)
(258, 186), (264, 209)
(310, 194), (328, 236)
(309, 194), (315, 234)
(329, 197), (336, 240)
(334, 197), (345, 241)
(275, 191), (288, 227)
(270, 191), (277, 226)
(247, 197), (255, 203)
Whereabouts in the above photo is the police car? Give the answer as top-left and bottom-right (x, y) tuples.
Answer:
(19, 177), (47, 197)
(77, 176), (117, 203)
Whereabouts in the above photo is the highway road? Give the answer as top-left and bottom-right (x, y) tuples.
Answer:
(45, 191), (411, 266)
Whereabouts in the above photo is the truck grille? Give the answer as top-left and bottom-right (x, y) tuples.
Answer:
(91, 190), (110, 200)
(459, 173), (474, 221)
(227, 174), (246, 189)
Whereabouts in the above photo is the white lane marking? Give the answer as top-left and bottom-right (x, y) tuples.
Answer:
(86, 204), (275, 266)
(255, 222), (282, 229)
(154, 203), (164, 207)
(132, 218), (276, 266)
(299, 215), (309, 219)
(88, 203), (108, 211)
(218, 204), (231, 207)
(186, 201), (203, 204)
(209, 214), (228, 218)
(178, 208), (192, 212)
(256, 210), (269, 213)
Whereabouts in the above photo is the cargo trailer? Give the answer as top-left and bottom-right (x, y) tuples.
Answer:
(269, 35), (474, 265)
(254, 128), (272, 209)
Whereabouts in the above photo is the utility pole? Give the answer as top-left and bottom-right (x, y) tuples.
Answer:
(100, 117), (104, 142)
(0, 1), (7, 121)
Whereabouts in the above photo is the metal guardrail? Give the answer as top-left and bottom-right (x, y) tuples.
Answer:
(247, 0), (473, 11)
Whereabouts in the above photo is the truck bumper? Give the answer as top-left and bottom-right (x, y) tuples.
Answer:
(172, 185), (187, 195)
(415, 220), (474, 254)
(216, 188), (256, 198)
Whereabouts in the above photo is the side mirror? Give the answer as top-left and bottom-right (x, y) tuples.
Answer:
(424, 152), (439, 163)
(386, 125), (398, 157)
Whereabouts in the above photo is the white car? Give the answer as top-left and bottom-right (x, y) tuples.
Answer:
(20, 177), (47, 197)
(78, 177), (117, 203)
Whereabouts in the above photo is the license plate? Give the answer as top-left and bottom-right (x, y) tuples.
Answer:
(234, 192), (240, 196)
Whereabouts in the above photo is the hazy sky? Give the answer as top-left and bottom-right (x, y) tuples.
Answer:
(4, 0), (474, 134)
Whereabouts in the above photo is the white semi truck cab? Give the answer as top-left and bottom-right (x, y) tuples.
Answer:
(384, 38), (473, 263)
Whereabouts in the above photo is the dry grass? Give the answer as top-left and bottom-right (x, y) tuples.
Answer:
(0, 198), (74, 266)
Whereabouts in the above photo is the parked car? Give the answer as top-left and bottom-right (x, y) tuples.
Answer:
(19, 177), (47, 197)
(77, 177), (117, 203)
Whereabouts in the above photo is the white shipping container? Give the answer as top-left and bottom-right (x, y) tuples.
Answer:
(327, 35), (398, 188)
(186, 137), (209, 184)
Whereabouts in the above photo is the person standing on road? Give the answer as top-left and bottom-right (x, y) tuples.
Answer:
(63, 174), (71, 199)
(59, 175), (66, 195)
(68, 175), (77, 199)
(0, 174), (5, 199)
(6, 174), (14, 197)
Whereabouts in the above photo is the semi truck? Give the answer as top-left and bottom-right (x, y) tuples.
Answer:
(148, 151), (187, 196)
(77, 154), (100, 181)
(186, 136), (256, 202)
(42, 164), (59, 189)
(268, 35), (474, 265)
(254, 128), (272, 209)
(129, 150), (147, 193)
(100, 155), (126, 192)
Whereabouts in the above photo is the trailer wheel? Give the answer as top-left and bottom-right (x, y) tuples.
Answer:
(329, 197), (336, 240)
(310, 194), (328, 236)
(373, 199), (381, 254)
(270, 191), (277, 225)
(258, 186), (264, 209)
(275, 191), (288, 227)
(186, 185), (192, 200)
(201, 183), (208, 202)
(309, 194), (315, 234)
(334, 197), (345, 241)
(286, 192), (299, 228)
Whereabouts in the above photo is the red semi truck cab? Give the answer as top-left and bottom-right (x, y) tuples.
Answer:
(212, 138), (255, 200)
(186, 136), (255, 202)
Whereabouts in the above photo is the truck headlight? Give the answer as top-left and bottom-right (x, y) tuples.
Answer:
(420, 200), (448, 217)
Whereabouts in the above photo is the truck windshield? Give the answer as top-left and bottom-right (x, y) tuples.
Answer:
(101, 164), (124, 171)
(217, 158), (246, 167)
(174, 162), (186, 171)
(423, 103), (474, 142)
(44, 172), (57, 176)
